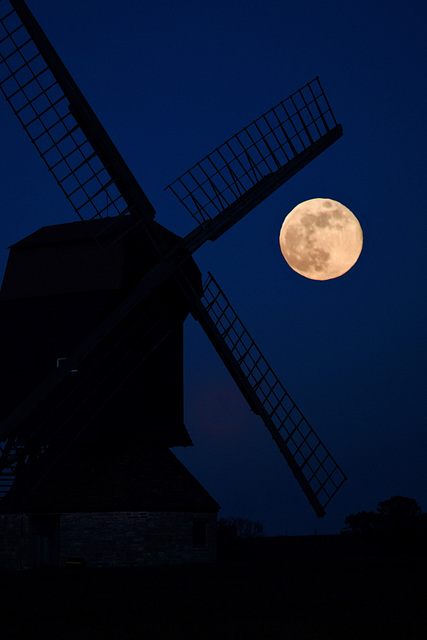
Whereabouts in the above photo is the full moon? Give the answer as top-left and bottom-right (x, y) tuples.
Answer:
(279, 198), (363, 280)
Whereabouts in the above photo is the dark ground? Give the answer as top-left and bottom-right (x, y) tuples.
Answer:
(2, 537), (427, 639)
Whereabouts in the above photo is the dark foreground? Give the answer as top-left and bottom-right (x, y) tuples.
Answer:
(2, 552), (427, 639)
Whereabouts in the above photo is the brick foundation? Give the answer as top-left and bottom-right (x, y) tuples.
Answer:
(0, 511), (217, 569)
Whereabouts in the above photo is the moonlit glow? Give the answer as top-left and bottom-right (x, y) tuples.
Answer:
(279, 198), (363, 280)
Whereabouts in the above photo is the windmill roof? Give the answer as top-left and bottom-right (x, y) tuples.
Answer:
(1, 217), (190, 300)
(0, 446), (220, 514)
(8, 217), (149, 248)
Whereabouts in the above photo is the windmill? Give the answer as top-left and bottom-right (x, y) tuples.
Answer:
(0, 0), (345, 533)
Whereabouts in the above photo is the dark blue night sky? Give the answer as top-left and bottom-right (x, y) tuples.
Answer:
(1, 0), (426, 535)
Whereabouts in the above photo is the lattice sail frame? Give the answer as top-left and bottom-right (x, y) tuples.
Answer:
(166, 77), (338, 226)
(198, 273), (346, 515)
(0, 0), (154, 247)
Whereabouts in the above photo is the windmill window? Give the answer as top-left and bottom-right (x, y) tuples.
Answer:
(192, 520), (207, 547)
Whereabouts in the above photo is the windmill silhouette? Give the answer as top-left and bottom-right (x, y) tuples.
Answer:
(0, 0), (346, 523)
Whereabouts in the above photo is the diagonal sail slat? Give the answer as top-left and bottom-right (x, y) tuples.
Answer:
(0, 0), (156, 249)
(190, 272), (346, 516)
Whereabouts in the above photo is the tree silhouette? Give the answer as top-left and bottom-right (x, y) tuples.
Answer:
(218, 517), (264, 539)
(344, 496), (426, 536)
(343, 510), (378, 535)
(377, 495), (422, 518)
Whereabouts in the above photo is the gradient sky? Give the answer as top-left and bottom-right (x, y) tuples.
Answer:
(1, 0), (426, 535)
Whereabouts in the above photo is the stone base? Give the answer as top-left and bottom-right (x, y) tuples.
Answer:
(0, 511), (217, 569)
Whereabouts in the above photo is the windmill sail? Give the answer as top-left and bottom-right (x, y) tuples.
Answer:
(0, 0), (156, 248)
(188, 273), (346, 517)
(167, 77), (342, 253)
